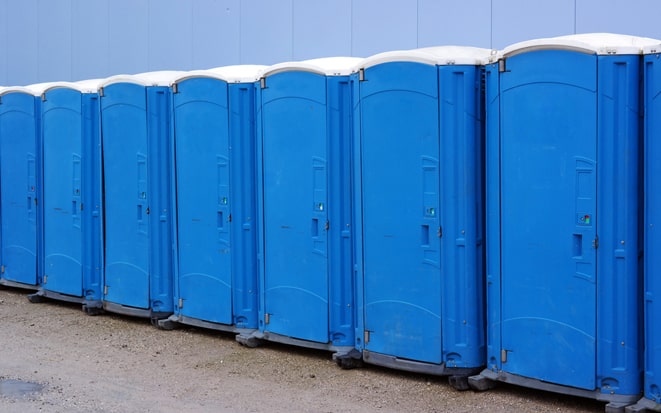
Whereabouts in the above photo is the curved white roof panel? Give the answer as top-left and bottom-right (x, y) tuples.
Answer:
(502, 33), (661, 57)
(263, 57), (362, 77)
(41, 79), (103, 94)
(173, 65), (268, 84)
(643, 43), (661, 54)
(359, 46), (492, 69)
(100, 70), (186, 88)
(0, 81), (56, 96)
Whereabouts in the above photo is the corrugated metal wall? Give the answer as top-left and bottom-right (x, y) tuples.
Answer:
(1, 0), (659, 85)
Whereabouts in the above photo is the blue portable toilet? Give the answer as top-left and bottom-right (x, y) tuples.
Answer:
(629, 41), (661, 413)
(469, 34), (657, 409)
(0, 84), (44, 290)
(351, 46), (490, 383)
(26, 80), (104, 313)
(159, 65), (265, 333)
(99, 71), (182, 321)
(246, 57), (361, 361)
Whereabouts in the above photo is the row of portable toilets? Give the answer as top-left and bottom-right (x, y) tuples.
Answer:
(0, 32), (660, 412)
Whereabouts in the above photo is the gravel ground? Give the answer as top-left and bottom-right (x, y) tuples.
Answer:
(0, 287), (605, 413)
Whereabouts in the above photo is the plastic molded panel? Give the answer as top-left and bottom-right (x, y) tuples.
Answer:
(645, 51), (661, 406)
(499, 49), (598, 390)
(173, 77), (233, 325)
(42, 88), (84, 296)
(357, 62), (442, 364)
(101, 83), (150, 309)
(487, 49), (642, 397)
(0, 92), (39, 286)
(260, 71), (329, 343)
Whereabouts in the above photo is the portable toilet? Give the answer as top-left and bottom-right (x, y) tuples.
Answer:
(468, 34), (657, 409)
(629, 41), (661, 413)
(99, 71), (182, 321)
(26, 80), (104, 314)
(351, 46), (489, 384)
(0, 84), (44, 290)
(243, 57), (361, 362)
(158, 65), (265, 334)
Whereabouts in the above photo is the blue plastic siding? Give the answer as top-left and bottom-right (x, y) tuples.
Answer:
(644, 51), (661, 405)
(228, 82), (259, 329)
(327, 76), (354, 347)
(82, 93), (103, 302)
(487, 49), (642, 397)
(101, 83), (151, 309)
(172, 77), (234, 325)
(497, 50), (599, 391)
(357, 61), (442, 364)
(595, 54), (642, 397)
(146, 87), (174, 314)
(42, 88), (84, 297)
(484, 62), (502, 373)
(101, 83), (174, 314)
(0, 92), (40, 286)
(259, 70), (331, 344)
(438, 65), (485, 369)
(351, 71), (366, 352)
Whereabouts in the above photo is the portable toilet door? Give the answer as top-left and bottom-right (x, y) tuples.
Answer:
(469, 34), (656, 408)
(99, 71), (181, 320)
(160, 65), (265, 333)
(629, 42), (661, 413)
(253, 57), (360, 358)
(0, 85), (43, 289)
(352, 47), (489, 382)
(26, 80), (104, 313)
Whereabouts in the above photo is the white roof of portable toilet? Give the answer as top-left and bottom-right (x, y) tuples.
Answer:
(0, 82), (56, 96)
(173, 65), (268, 84)
(263, 57), (363, 77)
(359, 46), (492, 69)
(40, 79), (104, 94)
(100, 70), (186, 88)
(643, 42), (661, 54)
(498, 33), (661, 60)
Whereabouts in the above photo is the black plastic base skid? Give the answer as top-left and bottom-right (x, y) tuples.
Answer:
(625, 397), (661, 413)
(333, 349), (363, 370)
(470, 369), (640, 412)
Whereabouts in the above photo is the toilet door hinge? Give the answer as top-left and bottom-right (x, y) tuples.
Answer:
(501, 349), (509, 363)
(592, 236), (599, 249)
(364, 330), (370, 344)
(178, 298), (184, 309)
(43, 275), (48, 284)
(1, 265), (4, 274)
(438, 226), (443, 238)
(104, 285), (108, 295)
(264, 313), (270, 324)
(499, 59), (507, 72)
(359, 68), (365, 81)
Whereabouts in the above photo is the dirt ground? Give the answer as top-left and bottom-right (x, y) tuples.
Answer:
(0, 287), (606, 413)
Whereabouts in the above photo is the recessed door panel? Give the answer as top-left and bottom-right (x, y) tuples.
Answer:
(359, 62), (442, 363)
(174, 78), (233, 324)
(261, 72), (329, 343)
(0, 93), (38, 285)
(42, 89), (83, 296)
(101, 84), (150, 309)
(499, 50), (598, 390)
